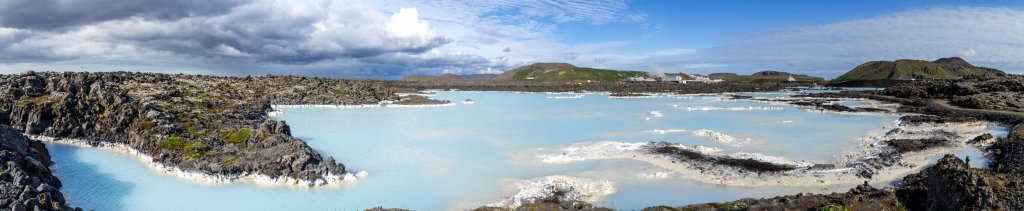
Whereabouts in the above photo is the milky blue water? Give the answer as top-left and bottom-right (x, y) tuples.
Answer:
(46, 91), (1000, 210)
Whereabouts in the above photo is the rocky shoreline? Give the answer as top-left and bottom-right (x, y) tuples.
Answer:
(0, 71), (430, 187)
(4, 71), (1024, 210)
(0, 125), (80, 211)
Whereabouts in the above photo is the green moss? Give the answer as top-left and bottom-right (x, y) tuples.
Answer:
(185, 125), (202, 138)
(161, 135), (186, 151)
(221, 128), (253, 147)
(818, 204), (851, 211)
(183, 141), (208, 158)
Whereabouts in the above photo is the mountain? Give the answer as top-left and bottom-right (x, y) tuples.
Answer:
(459, 74), (499, 80)
(832, 57), (1004, 83)
(399, 73), (497, 81)
(491, 63), (649, 82)
(707, 71), (824, 83)
(751, 71), (825, 83)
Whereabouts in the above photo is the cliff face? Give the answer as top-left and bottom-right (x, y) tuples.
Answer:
(0, 124), (80, 210)
(0, 71), (399, 185)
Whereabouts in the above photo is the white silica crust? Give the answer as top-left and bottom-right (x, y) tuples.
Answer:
(488, 175), (616, 209)
(33, 136), (365, 187)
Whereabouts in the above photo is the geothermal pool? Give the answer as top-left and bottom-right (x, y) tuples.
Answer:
(47, 91), (1003, 210)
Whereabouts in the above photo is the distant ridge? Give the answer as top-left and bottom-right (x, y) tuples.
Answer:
(491, 63), (649, 82)
(832, 57), (1004, 83)
(400, 73), (497, 81)
(708, 71), (824, 83)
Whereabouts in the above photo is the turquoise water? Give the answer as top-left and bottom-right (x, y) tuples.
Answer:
(47, 91), (991, 210)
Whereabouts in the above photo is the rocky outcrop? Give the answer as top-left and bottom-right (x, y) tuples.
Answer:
(475, 202), (611, 211)
(989, 124), (1024, 175)
(392, 95), (450, 105)
(669, 154), (1024, 211)
(648, 182), (900, 211)
(952, 92), (1024, 113)
(885, 138), (950, 153)
(608, 92), (651, 97)
(875, 75), (1024, 124)
(0, 71), (400, 185)
(0, 125), (80, 211)
(899, 115), (976, 124)
(897, 155), (999, 210)
(643, 142), (797, 173)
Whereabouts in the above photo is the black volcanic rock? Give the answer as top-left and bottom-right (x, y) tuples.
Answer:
(897, 155), (996, 210)
(883, 75), (1024, 113)
(0, 125), (80, 211)
(990, 124), (1024, 175)
(0, 72), (401, 185)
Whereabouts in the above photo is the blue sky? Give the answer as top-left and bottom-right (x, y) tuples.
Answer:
(1, 0), (1023, 79)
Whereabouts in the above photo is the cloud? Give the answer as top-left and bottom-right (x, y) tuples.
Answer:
(0, 0), (451, 66)
(691, 7), (1024, 76)
(0, 0), (643, 78)
(0, 0), (246, 30)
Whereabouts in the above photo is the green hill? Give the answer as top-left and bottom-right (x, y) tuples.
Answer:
(832, 57), (1004, 83)
(492, 63), (649, 82)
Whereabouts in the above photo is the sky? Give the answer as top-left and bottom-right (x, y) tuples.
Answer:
(1, 0), (1023, 79)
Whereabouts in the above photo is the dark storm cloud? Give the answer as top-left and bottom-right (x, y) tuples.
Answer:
(0, 0), (453, 69)
(0, 0), (248, 30)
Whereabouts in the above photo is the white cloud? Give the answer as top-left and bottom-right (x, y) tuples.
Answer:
(0, 0), (644, 77)
(959, 49), (977, 57)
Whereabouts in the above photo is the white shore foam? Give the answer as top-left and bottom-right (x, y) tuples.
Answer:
(609, 95), (657, 99)
(271, 102), (454, 109)
(546, 95), (585, 99)
(488, 175), (615, 209)
(680, 106), (785, 111)
(691, 129), (744, 146)
(34, 136), (363, 187)
(267, 110), (283, 117)
(644, 129), (688, 134)
(637, 171), (673, 179)
(384, 103), (456, 107)
(539, 141), (648, 164)
(649, 111), (664, 117)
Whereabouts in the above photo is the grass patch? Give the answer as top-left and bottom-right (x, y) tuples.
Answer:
(183, 141), (208, 158)
(513, 70), (532, 80)
(818, 204), (852, 211)
(161, 135), (186, 151)
(221, 128), (253, 147)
